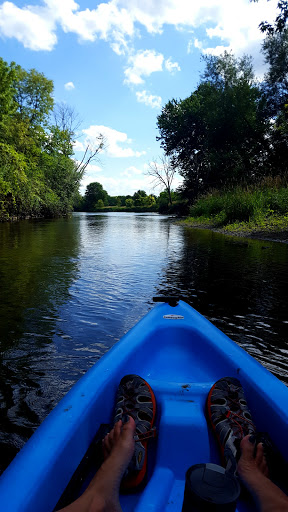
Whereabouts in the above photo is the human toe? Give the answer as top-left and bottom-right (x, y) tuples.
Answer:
(121, 415), (136, 435)
(255, 443), (269, 476)
(240, 435), (255, 462)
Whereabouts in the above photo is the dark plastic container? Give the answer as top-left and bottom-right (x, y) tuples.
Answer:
(182, 463), (241, 512)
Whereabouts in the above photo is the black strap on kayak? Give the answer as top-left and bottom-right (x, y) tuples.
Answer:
(53, 423), (110, 511)
(153, 296), (180, 307)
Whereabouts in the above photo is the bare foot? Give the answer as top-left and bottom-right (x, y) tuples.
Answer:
(90, 416), (136, 511)
(102, 416), (136, 476)
(237, 435), (269, 485)
(237, 435), (288, 512)
(59, 416), (136, 512)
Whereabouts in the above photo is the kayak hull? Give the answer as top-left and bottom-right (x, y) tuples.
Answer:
(0, 300), (287, 511)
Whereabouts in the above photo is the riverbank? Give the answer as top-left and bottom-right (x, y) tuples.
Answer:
(179, 179), (288, 243)
(180, 215), (288, 243)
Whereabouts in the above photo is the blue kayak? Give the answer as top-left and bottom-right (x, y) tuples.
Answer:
(0, 299), (288, 511)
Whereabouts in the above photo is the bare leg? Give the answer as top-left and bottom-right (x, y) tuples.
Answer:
(238, 435), (288, 512)
(59, 416), (135, 512)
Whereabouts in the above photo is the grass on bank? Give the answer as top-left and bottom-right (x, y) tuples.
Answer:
(182, 177), (288, 233)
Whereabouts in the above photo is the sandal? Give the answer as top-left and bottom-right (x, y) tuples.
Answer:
(207, 377), (256, 472)
(113, 374), (156, 489)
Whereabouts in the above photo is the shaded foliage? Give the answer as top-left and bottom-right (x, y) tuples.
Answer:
(262, 28), (288, 116)
(252, 0), (288, 35)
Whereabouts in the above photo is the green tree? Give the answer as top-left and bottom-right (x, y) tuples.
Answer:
(133, 190), (147, 206)
(157, 52), (268, 199)
(262, 28), (288, 113)
(261, 28), (288, 174)
(143, 194), (156, 207)
(0, 58), (16, 128)
(73, 191), (85, 211)
(108, 195), (118, 206)
(0, 143), (28, 218)
(96, 199), (104, 208)
(13, 66), (54, 128)
(84, 182), (109, 211)
(0, 57), (95, 220)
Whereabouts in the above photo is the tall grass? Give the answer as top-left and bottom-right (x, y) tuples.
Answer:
(188, 177), (288, 227)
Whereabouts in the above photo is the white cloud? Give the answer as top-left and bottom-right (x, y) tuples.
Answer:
(79, 173), (154, 196)
(85, 163), (102, 173)
(192, 0), (278, 67)
(73, 139), (85, 152)
(124, 50), (180, 86)
(136, 90), (162, 109)
(124, 49), (164, 85)
(193, 38), (203, 51)
(121, 165), (143, 177)
(202, 45), (232, 56)
(0, 0), (279, 76)
(82, 125), (146, 158)
(89, 175), (154, 196)
(44, 0), (134, 56)
(0, 1), (57, 51)
(187, 40), (193, 54)
(64, 81), (75, 90)
(79, 163), (184, 196)
(165, 58), (181, 73)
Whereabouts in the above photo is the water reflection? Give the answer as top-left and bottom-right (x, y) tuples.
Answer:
(0, 213), (288, 474)
(0, 218), (80, 471)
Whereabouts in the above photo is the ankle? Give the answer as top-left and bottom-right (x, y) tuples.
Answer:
(237, 462), (269, 493)
(88, 491), (121, 512)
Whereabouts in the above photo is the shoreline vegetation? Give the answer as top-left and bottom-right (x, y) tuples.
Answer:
(154, 23), (288, 246)
(178, 178), (288, 243)
(180, 217), (288, 243)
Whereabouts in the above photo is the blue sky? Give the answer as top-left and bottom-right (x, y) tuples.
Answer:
(0, 0), (278, 196)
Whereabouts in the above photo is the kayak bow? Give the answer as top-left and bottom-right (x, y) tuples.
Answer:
(0, 299), (287, 511)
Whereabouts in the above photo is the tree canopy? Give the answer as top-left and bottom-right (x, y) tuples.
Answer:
(157, 53), (270, 199)
(0, 58), (103, 220)
(84, 182), (109, 211)
(157, 40), (288, 200)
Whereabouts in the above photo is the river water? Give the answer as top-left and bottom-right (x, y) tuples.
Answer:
(0, 212), (288, 474)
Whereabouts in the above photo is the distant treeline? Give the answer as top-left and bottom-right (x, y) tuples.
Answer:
(157, 27), (288, 201)
(75, 182), (184, 214)
(0, 58), (103, 221)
